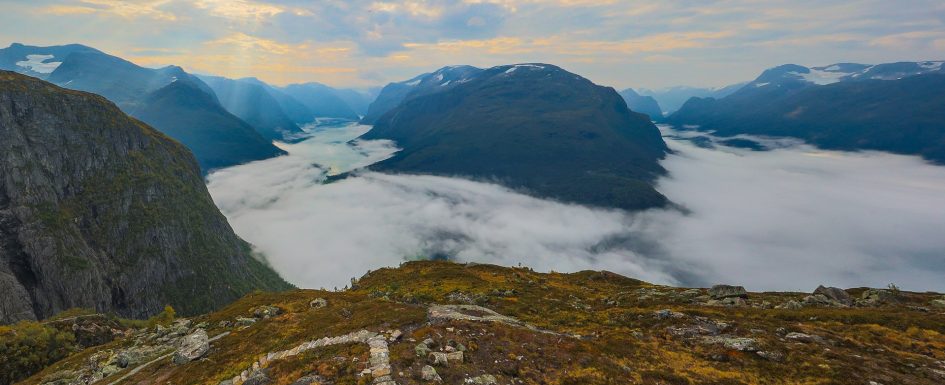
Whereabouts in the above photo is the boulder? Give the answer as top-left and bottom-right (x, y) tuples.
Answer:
(310, 298), (327, 309)
(243, 369), (270, 385)
(420, 365), (441, 382)
(814, 286), (853, 306)
(776, 300), (803, 310)
(429, 352), (449, 366)
(931, 298), (945, 309)
(702, 336), (759, 352)
(708, 285), (748, 300)
(415, 343), (432, 357)
(858, 289), (897, 306)
(173, 329), (210, 364)
(446, 351), (464, 363)
(252, 306), (282, 319)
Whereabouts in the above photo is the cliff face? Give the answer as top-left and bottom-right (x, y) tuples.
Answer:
(0, 71), (291, 324)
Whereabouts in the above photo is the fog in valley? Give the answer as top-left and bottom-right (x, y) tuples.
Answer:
(207, 123), (945, 292)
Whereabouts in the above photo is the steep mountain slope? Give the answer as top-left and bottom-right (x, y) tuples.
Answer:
(637, 83), (746, 114)
(0, 71), (291, 324)
(619, 88), (663, 120)
(360, 65), (482, 124)
(361, 64), (669, 211)
(668, 61), (945, 163)
(331, 87), (375, 116)
(133, 79), (287, 171)
(280, 83), (360, 120)
(197, 75), (303, 141)
(0, 43), (285, 171)
(17, 260), (945, 385)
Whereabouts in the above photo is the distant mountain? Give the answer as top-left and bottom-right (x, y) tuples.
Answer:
(0, 43), (285, 172)
(0, 43), (100, 79)
(197, 75), (303, 141)
(637, 83), (746, 114)
(280, 83), (360, 120)
(133, 79), (287, 171)
(0, 71), (291, 324)
(331, 87), (375, 116)
(618, 88), (663, 120)
(668, 61), (945, 163)
(361, 65), (481, 124)
(361, 64), (669, 211)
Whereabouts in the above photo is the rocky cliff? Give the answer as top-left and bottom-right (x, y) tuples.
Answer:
(0, 71), (291, 324)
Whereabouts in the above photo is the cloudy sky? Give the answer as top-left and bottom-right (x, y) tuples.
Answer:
(2, 1), (943, 89)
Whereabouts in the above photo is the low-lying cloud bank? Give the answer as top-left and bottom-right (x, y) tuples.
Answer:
(207, 124), (945, 292)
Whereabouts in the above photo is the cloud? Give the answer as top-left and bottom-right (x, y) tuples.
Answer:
(207, 124), (945, 293)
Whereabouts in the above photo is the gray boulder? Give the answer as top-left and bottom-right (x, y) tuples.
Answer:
(173, 329), (209, 364)
(708, 285), (748, 299)
(814, 286), (853, 306)
(420, 365), (441, 382)
(310, 298), (327, 309)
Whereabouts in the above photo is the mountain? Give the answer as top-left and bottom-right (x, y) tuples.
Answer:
(133, 79), (287, 171)
(13, 260), (945, 385)
(0, 71), (291, 325)
(668, 61), (945, 163)
(360, 65), (481, 124)
(0, 43), (285, 172)
(361, 64), (669, 211)
(619, 88), (663, 120)
(637, 83), (747, 114)
(280, 83), (360, 120)
(0, 43), (100, 79)
(197, 75), (303, 141)
(331, 87), (375, 116)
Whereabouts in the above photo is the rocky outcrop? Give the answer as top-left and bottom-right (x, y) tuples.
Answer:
(173, 330), (209, 364)
(0, 71), (290, 323)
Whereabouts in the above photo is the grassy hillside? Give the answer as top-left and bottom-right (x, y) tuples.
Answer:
(17, 261), (945, 385)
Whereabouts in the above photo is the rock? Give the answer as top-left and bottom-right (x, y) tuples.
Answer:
(464, 375), (498, 385)
(289, 375), (329, 385)
(756, 350), (785, 362)
(653, 309), (686, 319)
(243, 369), (270, 385)
(423, 338), (437, 348)
(776, 300), (803, 310)
(252, 306), (282, 319)
(702, 336), (759, 352)
(708, 285), (748, 300)
(814, 286), (853, 306)
(784, 332), (815, 343)
(803, 294), (838, 307)
(429, 352), (449, 366)
(389, 329), (402, 341)
(446, 351), (464, 363)
(932, 299), (945, 309)
(236, 317), (257, 327)
(173, 329), (210, 364)
(420, 365), (441, 382)
(415, 343), (432, 357)
(310, 298), (328, 309)
(858, 289), (897, 306)
(219, 380), (234, 385)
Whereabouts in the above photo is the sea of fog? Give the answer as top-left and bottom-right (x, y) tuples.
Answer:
(207, 122), (945, 292)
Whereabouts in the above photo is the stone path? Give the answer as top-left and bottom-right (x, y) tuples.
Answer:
(227, 330), (397, 385)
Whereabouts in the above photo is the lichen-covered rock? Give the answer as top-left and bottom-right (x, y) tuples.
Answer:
(708, 285), (748, 300)
(173, 329), (209, 364)
(0, 71), (291, 323)
(814, 286), (853, 306)
(251, 306), (281, 319)
(420, 365), (441, 382)
(309, 298), (327, 309)
(702, 336), (759, 352)
(464, 375), (498, 385)
(429, 352), (449, 366)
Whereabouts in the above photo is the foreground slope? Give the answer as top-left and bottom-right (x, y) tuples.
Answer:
(668, 61), (945, 163)
(18, 261), (945, 385)
(361, 64), (669, 211)
(0, 71), (291, 324)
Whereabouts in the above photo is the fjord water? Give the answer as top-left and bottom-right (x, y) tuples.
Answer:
(207, 122), (945, 292)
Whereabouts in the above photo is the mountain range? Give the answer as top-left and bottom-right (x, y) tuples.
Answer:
(668, 60), (945, 163)
(361, 63), (670, 211)
(637, 83), (747, 114)
(0, 71), (290, 324)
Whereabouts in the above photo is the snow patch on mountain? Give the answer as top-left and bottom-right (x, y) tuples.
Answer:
(15, 54), (62, 73)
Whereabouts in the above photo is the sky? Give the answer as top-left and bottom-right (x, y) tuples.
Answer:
(206, 124), (945, 292)
(1, 0), (944, 89)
